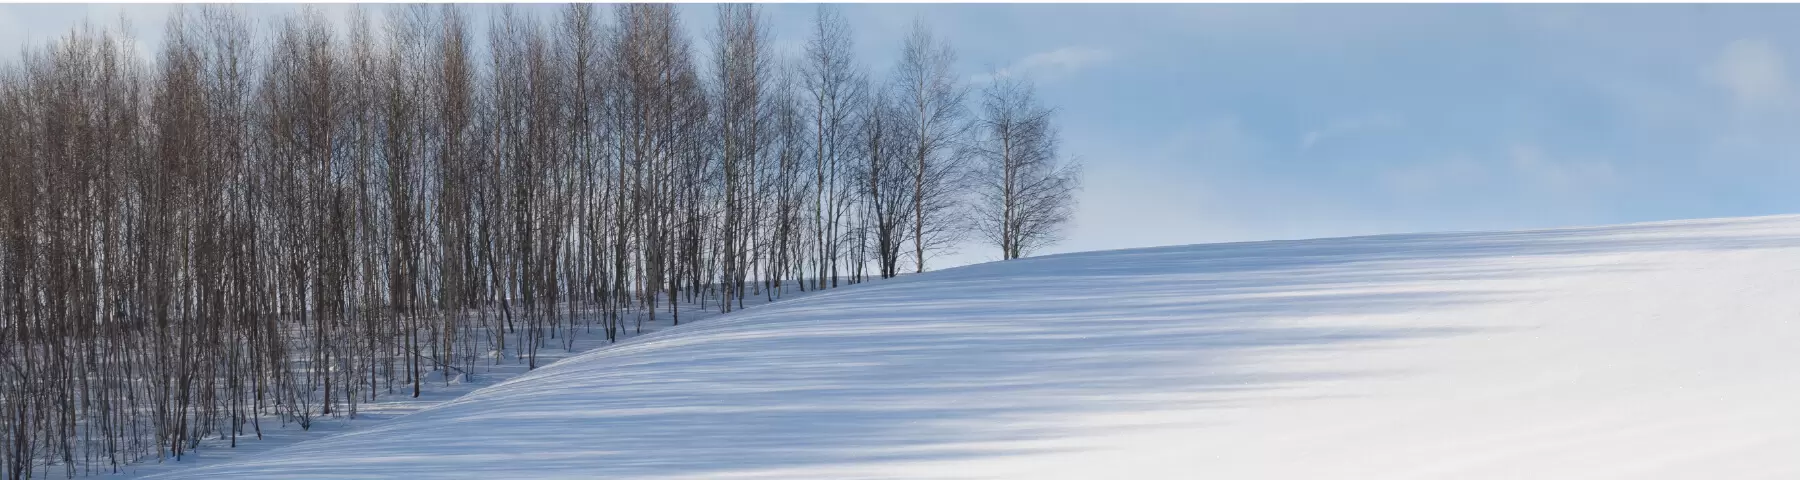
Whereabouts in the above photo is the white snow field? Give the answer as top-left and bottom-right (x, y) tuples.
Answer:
(151, 215), (1800, 479)
(110, 286), (817, 478)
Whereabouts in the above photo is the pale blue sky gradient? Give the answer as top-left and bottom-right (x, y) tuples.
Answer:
(4, 4), (1798, 268)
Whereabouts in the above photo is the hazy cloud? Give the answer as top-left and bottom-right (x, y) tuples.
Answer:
(1299, 113), (1405, 151)
(973, 46), (1112, 84)
(1707, 39), (1793, 110)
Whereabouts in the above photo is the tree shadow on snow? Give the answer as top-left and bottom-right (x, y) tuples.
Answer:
(164, 216), (1800, 478)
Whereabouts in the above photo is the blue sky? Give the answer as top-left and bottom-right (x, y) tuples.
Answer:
(5, 4), (1800, 267)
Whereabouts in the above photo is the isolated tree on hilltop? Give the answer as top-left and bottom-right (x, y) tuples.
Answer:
(972, 76), (1080, 260)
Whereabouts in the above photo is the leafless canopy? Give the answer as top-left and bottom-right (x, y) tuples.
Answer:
(0, 5), (1082, 477)
(972, 76), (1081, 260)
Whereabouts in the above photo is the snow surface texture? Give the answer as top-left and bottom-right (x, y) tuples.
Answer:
(149, 215), (1800, 479)
(115, 288), (813, 478)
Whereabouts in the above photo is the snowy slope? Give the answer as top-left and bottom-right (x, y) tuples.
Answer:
(110, 286), (817, 478)
(152, 215), (1800, 479)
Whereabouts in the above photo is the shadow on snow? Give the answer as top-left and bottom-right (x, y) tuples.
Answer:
(163, 215), (1800, 478)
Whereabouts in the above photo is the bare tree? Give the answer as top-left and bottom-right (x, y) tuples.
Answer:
(894, 20), (970, 273)
(556, 3), (611, 345)
(0, 7), (1090, 476)
(855, 85), (913, 278)
(972, 76), (1080, 260)
(712, 4), (771, 311)
(801, 6), (866, 287)
(764, 65), (812, 297)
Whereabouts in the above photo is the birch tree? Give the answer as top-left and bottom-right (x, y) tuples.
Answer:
(894, 20), (969, 273)
(972, 76), (1079, 260)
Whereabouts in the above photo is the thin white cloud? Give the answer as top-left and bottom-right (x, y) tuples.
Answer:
(973, 46), (1112, 84)
(1299, 113), (1405, 151)
(1706, 38), (1793, 111)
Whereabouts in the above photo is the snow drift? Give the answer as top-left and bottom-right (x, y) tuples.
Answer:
(151, 215), (1800, 478)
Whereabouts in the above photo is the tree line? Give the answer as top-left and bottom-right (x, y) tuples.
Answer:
(0, 4), (1079, 477)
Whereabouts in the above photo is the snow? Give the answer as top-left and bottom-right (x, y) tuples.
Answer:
(113, 288), (814, 478)
(144, 215), (1800, 478)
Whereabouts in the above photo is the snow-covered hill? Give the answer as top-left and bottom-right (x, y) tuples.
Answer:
(150, 215), (1800, 479)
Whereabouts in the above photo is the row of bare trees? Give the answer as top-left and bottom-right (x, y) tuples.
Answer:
(0, 4), (1079, 478)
